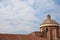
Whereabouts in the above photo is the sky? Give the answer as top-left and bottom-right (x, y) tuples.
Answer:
(0, 0), (60, 34)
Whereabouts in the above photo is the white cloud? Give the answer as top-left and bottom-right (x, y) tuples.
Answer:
(0, 0), (37, 34)
(0, 0), (60, 34)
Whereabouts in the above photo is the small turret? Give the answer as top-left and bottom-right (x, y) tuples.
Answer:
(40, 15), (59, 27)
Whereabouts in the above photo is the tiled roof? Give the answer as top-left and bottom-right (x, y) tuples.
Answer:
(0, 34), (47, 40)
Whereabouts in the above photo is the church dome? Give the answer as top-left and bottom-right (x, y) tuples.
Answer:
(40, 15), (59, 27)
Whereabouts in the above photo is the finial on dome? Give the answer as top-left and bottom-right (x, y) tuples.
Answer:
(47, 15), (51, 19)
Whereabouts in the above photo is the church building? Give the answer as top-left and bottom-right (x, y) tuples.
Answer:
(0, 15), (60, 40)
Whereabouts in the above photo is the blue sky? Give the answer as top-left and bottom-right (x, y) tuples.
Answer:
(0, 0), (60, 34)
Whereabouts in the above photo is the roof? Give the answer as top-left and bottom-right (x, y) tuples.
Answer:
(40, 15), (59, 27)
(0, 34), (47, 40)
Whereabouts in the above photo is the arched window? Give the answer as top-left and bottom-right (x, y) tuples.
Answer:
(46, 28), (48, 32)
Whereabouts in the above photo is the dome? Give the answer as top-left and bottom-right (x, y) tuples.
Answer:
(40, 15), (59, 27)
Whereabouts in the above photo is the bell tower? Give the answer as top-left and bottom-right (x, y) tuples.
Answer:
(40, 15), (59, 40)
